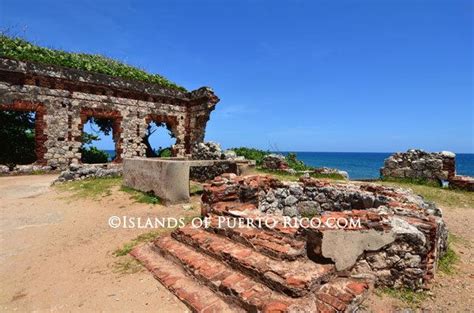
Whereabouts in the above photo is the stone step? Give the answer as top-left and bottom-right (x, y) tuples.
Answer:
(171, 226), (335, 297)
(153, 235), (319, 312)
(143, 235), (370, 312)
(205, 214), (306, 261)
(130, 243), (243, 313)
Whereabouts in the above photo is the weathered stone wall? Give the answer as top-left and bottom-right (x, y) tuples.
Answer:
(0, 58), (219, 170)
(380, 149), (456, 181)
(190, 142), (243, 182)
(202, 174), (448, 289)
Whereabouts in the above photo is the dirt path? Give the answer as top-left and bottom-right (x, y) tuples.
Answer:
(0, 175), (194, 312)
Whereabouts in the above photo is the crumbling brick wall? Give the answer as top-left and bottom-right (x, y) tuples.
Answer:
(0, 58), (219, 169)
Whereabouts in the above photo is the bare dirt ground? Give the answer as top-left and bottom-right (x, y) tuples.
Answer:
(0, 174), (196, 312)
(0, 175), (473, 312)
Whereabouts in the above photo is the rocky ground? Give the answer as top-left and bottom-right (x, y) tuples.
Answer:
(0, 174), (472, 312)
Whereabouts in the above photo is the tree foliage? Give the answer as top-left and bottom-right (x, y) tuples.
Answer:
(0, 111), (36, 166)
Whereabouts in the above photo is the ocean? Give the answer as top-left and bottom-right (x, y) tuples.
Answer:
(282, 152), (474, 180)
(104, 150), (473, 180)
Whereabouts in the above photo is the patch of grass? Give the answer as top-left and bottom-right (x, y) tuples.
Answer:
(114, 230), (165, 256)
(55, 177), (122, 198)
(120, 186), (161, 205)
(0, 35), (186, 92)
(112, 257), (143, 275)
(381, 177), (440, 187)
(189, 181), (204, 196)
(255, 168), (301, 181)
(377, 180), (474, 209)
(113, 215), (198, 256)
(377, 287), (429, 307)
(310, 172), (347, 180)
(438, 235), (460, 275)
(255, 168), (345, 182)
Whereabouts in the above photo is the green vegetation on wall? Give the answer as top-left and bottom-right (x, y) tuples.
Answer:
(0, 35), (186, 92)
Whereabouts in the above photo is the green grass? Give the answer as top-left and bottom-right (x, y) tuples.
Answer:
(377, 180), (474, 209)
(112, 258), (143, 275)
(114, 230), (166, 256)
(120, 186), (161, 205)
(56, 177), (163, 204)
(0, 35), (186, 92)
(381, 177), (440, 187)
(377, 287), (429, 307)
(189, 181), (204, 195)
(113, 215), (198, 256)
(438, 235), (460, 275)
(55, 177), (122, 198)
(255, 168), (346, 182)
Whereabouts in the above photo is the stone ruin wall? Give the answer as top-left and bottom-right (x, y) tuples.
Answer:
(0, 58), (219, 170)
(202, 174), (448, 289)
(380, 149), (456, 182)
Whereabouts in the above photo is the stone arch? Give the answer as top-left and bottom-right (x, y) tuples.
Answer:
(78, 108), (123, 162)
(0, 100), (47, 164)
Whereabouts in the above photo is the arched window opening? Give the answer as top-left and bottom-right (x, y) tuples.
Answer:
(144, 121), (176, 158)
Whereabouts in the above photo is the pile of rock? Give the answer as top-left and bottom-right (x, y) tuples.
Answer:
(54, 163), (122, 183)
(262, 154), (289, 170)
(191, 142), (240, 161)
(380, 149), (455, 181)
(190, 142), (243, 182)
(0, 164), (54, 175)
(262, 154), (349, 179)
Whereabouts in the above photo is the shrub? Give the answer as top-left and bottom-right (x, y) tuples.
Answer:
(157, 147), (173, 158)
(81, 146), (109, 164)
(231, 147), (269, 165)
(285, 152), (313, 171)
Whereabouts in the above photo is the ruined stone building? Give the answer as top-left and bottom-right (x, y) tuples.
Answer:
(0, 58), (219, 169)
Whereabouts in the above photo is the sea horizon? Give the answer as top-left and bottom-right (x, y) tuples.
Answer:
(101, 149), (474, 180)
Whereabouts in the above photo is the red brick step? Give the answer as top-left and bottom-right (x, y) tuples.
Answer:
(205, 214), (306, 261)
(171, 226), (335, 297)
(130, 243), (242, 313)
(153, 235), (319, 312)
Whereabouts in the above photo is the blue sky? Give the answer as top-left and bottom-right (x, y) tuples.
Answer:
(2, 0), (472, 153)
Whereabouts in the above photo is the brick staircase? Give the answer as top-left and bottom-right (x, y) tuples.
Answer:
(131, 201), (370, 312)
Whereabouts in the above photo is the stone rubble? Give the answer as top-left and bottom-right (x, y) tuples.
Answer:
(190, 142), (245, 182)
(54, 163), (122, 183)
(262, 154), (349, 179)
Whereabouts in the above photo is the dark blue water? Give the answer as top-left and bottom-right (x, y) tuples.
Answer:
(282, 152), (474, 180)
(103, 149), (473, 180)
